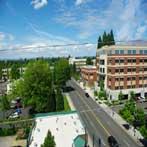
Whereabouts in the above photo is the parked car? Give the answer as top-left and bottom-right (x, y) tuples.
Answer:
(85, 92), (89, 97)
(107, 136), (119, 147)
(9, 112), (19, 119)
(138, 97), (146, 103)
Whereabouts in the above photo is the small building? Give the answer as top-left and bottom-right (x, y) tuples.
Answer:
(69, 58), (86, 71)
(28, 111), (87, 147)
(81, 66), (97, 86)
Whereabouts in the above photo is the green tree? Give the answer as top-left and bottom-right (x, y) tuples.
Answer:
(55, 58), (71, 88)
(110, 29), (115, 45)
(86, 57), (93, 65)
(56, 88), (64, 111)
(17, 59), (54, 112)
(41, 130), (56, 147)
(103, 31), (107, 45)
(10, 64), (20, 80)
(139, 125), (147, 139)
(0, 95), (10, 110)
(118, 91), (124, 100)
(130, 91), (135, 101)
(100, 80), (104, 91)
(0, 68), (2, 80)
(97, 36), (103, 49)
(135, 109), (145, 123)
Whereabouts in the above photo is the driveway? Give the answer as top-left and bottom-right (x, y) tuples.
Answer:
(0, 136), (15, 147)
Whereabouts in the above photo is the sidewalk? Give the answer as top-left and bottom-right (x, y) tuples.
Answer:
(75, 80), (144, 146)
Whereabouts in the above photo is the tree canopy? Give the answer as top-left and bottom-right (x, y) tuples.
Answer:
(86, 57), (93, 65)
(54, 58), (70, 88)
(97, 29), (115, 49)
(41, 130), (56, 147)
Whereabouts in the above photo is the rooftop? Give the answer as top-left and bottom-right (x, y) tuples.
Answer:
(29, 111), (85, 147)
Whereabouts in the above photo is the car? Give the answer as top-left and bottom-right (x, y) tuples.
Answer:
(85, 92), (89, 97)
(107, 136), (119, 147)
(9, 112), (19, 119)
(134, 97), (139, 102)
(138, 97), (146, 103)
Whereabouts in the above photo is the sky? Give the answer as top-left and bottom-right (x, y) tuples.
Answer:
(0, 0), (147, 59)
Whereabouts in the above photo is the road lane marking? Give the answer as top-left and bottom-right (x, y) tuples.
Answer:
(76, 91), (111, 137)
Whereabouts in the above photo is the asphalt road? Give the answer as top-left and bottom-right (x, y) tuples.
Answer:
(67, 79), (142, 147)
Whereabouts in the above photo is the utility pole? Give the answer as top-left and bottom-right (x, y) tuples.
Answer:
(92, 135), (95, 147)
(98, 138), (101, 147)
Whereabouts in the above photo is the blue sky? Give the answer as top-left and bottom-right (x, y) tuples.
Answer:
(0, 0), (147, 59)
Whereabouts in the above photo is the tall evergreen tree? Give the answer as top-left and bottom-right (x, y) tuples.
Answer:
(97, 36), (103, 48)
(103, 31), (107, 45)
(56, 88), (64, 111)
(41, 130), (56, 147)
(110, 29), (115, 45)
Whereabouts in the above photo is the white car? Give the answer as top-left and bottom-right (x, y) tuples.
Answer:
(138, 97), (146, 103)
(9, 112), (19, 118)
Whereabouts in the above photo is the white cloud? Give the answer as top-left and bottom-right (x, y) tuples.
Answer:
(54, 0), (146, 41)
(135, 24), (147, 39)
(31, 0), (48, 10)
(0, 32), (14, 41)
(0, 32), (5, 41)
(75, 0), (84, 5)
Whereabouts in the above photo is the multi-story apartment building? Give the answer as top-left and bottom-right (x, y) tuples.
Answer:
(96, 45), (147, 100)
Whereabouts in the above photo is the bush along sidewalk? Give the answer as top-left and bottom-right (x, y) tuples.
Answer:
(119, 95), (147, 139)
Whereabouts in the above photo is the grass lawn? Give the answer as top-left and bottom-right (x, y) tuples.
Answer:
(63, 96), (71, 111)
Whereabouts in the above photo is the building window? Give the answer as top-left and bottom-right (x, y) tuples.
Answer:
(120, 78), (124, 81)
(144, 68), (147, 71)
(144, 59), (147, 62)
(128, 50), (132, 54)
(120, 50), (124, 54)
(132, 59), (136, 63)
(108, 50), (112, 55)
(120, 86), (123, 89)
(100, 60), (105, 65)
(139, 77), (143, 80)
(120, 68), (124, 72)
(115, 50), (119, 54)
(132, 85), (135, 88)
(139, 68), (143, 72)
(115, 68), (119, 73)
(144, 76), (147, 80)
(120, 59), (124, 63)
(128, 59), (132, 63)
(115, 78), (119, 81)
(132, 77), (136, 80)
(140, 50), (143, 54)
(115, 86), (119, 90)
(127, 86), (131, 89)
(115, 59), (119, 63)
(144, 50), (147, 54)
(127, 77), (131, 81)
(132, 68), (136, 72)
(127, 68), (131, 72)
(139, 85), (143, 88)
(140, 59), (143, 62)
(132, 50), (136, 54)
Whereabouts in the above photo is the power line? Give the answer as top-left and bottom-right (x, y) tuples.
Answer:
(0, 40), (146, 52)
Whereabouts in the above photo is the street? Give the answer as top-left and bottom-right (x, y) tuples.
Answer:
(67, 79), (142, 147)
